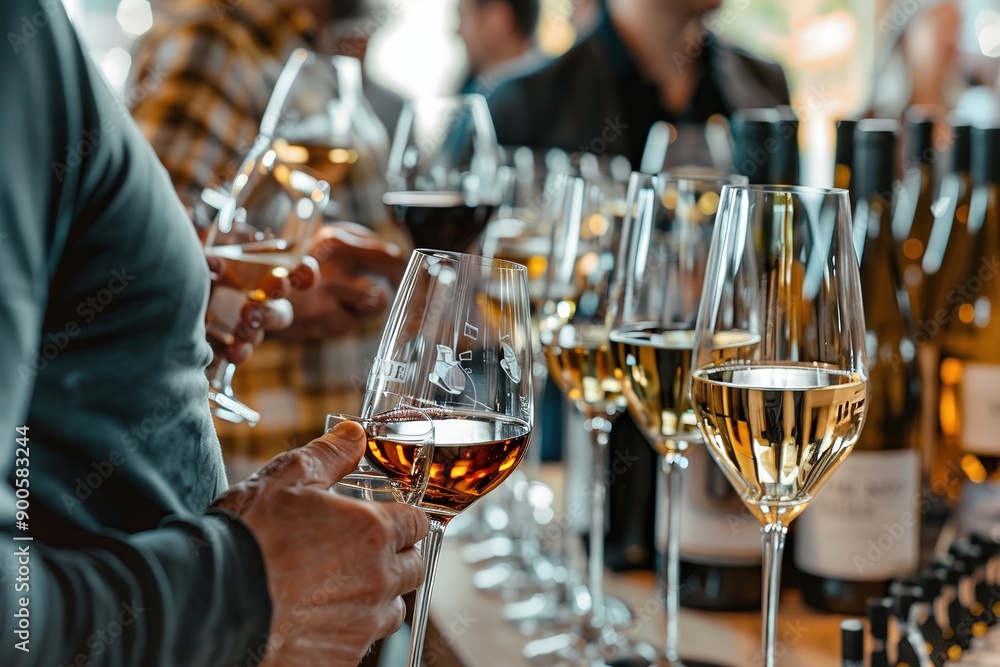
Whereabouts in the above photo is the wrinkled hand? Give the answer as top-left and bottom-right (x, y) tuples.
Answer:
(213, 423), (428, 667)
(274, 223), (408, 342)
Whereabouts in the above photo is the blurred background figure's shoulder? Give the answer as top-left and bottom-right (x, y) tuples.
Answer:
(711, 39), (791, 108)
(485, 16), (617, 152)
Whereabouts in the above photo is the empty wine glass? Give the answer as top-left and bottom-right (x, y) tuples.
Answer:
(385, 95), (501, 252)
(691, 185), (869, 667)
(346, 249), (534, 667)
(609, 171), (747, 667)
(204, 141), (329, 425)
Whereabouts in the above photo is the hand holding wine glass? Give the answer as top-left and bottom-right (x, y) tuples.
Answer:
(337, 249), (534, 667)
(203, 141), (329, 425)
(691, 185), (869, 667)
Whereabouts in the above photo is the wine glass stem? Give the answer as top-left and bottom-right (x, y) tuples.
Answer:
(585, 418), (612, 633)
(661, 450), (689, 666)
(210, 358), (237, 394)
(407, 518), (447, 667)
(760, 522), (788, 667)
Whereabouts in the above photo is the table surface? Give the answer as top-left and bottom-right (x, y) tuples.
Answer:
(428, 463), (850, 667)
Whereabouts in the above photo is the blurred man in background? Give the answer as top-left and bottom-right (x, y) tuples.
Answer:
(130, 0), (409, 461)
(487, 0), (790, 570)
(457, 0), (545, 94)
(487, 0), (789, 167)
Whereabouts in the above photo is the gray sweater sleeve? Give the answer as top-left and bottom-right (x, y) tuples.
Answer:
(0, 1), (272, 664)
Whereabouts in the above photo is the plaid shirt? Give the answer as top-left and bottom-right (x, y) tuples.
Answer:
(129, 0), (382, 462)
(129, 0), (317, 199)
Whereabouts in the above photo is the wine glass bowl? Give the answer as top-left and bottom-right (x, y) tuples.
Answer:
(354, 249), (533, 667)
(385, 95), (501, 252)
(690, 184), (869, 667)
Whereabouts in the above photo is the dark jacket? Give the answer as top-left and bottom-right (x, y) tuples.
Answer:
(487, 15), (790, 167)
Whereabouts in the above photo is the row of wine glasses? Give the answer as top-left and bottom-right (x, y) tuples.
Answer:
(332, 178), (868, 667)
(203, 49), (871, 667)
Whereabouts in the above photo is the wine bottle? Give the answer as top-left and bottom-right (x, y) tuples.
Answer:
(894, 107), (938, 322)
(797, 119), (922, 614)
(770, 107), (800, 185)
(923, 116), (972, 503)
(834, 119), (857, 196)
(869, 597), (894, 667)
(892, 584), (933, 667)
(934, 124), (1000, 529)
(730, 108), (781, 184)
(841, 619), (864, 667)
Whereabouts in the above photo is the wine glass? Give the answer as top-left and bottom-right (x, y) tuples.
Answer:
(260, 48), (393, 233)
(204, 141), (330, 425)
(609, 171), (747, 667)
(464, 148), (567, 564)
(690, 184), (869, 667)
(385, 95), (501, 252)
(348, 249), (534, 667)
(525, 175), (656, 664)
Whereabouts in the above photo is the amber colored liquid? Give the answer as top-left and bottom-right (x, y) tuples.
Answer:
(367, 411), (530, 519)
(270, 140), (359, 188)
(204, 241), (301, 301)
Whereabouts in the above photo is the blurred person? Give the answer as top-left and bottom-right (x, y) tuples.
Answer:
(130, 0), (411, 458)
(487, 0), (790, 167)
(132, 0), (397, 204)
(486, 0), (790, 569)
(457, 0), (545, 94)
(870, 0), (967, 121)
(0, 2), (427, 666)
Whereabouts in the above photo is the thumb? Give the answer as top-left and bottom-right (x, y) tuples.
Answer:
(268, 421), (367, 488)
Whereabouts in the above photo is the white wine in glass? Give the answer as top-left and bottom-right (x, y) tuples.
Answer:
(691, 184), (869, 667)
(608, 171), (748, 667)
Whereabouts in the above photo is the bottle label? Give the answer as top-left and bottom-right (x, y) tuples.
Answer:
(795, 449), (919, 581)
(961, 363), (1000, 455)
(656, 444), (761, 565)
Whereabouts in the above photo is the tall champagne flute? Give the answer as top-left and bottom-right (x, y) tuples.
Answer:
(385, 95), (501, 252)
(204, 141), (330, 425)
(354, 249), (534, 667)
(527, 175), (655, 664)
(609, 171), (747, 667)
(691, 185), (869, 667)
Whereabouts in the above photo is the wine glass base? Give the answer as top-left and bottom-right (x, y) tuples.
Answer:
(504, 593), (634, 632)
(523, 631), (659, 666)
(208, 391), (260, 426)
